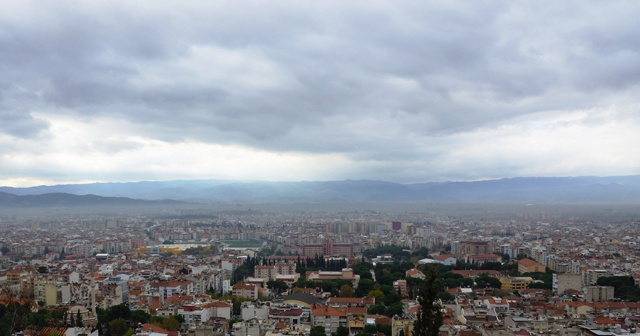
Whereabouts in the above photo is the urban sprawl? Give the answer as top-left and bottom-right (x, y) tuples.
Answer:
(1, 208), (640, 336)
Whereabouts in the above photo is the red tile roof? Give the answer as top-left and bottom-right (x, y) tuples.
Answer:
(593, 317), (623, 325)
(140, 324), (179, 336)
(312, 305), (347, 317)
(518, 258), (541, 267)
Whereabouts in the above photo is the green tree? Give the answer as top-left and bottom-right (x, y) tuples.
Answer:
(501, 262), (518, 273)
(597, 276), (640, 301)
(379, 284), (395, 295)
(367, 304), (386, 315)
(26, 309), (50, 330)
(1, 301), (32, 335)
(160, 316), (180, 331)
(75, 309), (84, 327)
(384, 302), (403, 317)
(131, 310), (151, 325)
(452, 262), (478, 270)
(353, 261), (374, 280)
(438, 291), (455, 302)
(227, 297), (251, 316)
(364, 325), (378, 334)
(377, 324), (392, 336)
(413, 266), (443, 336)
(476, 275), (502, 289)
(267, 280), (289, 295)
(184, 246), (210, 255)
(383, 292), (401, 306)
(108, 304), (132, 321)
(355, 278), (375, 297)
(479, 262), (502, 271)
(368, 288), (384, 300)
(334, 325), (349, 336)
(339, 284), (353, 297)
(311, 325), (326, 336)
(411, 247), (430, 259)
(109, 318), (129, 336)
(95, 307), (108, 326)
(523, 272), (552, 289)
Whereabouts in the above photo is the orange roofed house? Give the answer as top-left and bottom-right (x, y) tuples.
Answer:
(137, 323), (179, 336)
(306, 268), (359, 288)
(406, 268), (425, 280)
(311, 305), (367, 334)
(518, 258), (546, 274)
(434, 254), (457, 266)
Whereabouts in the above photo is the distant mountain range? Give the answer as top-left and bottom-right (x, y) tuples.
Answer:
(0, 191), (179, 208)
(2, 175), (640, 205)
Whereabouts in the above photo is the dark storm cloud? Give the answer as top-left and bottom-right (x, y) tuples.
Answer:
(0, 82), (49, 138)
(1, 1), (639, 184)
(0, 109), (48, 138)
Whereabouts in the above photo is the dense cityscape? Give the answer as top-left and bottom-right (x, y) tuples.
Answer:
(2, 1), (640, 336)
(1, 205), (640, 336)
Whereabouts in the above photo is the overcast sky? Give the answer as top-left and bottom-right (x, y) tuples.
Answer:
(1, 1), (639, 187)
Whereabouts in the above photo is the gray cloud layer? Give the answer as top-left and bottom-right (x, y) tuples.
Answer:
(1, 1), (639, 185)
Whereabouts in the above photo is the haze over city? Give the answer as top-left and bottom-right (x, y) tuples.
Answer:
(1, 1), (639, 188)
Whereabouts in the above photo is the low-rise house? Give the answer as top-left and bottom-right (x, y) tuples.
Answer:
(306, 268), (359, 288)
(137, 323), (180, 336)
(232, 318), (278, 336)
(233, 283), (259, 300)
(405, 268), (425, 280)
(311, 305), (348, 334)
(483, 297), (510, 313)
(179, 304), (211, 327)
(207, 301), (232, 320)
(499, 277), (534, 291)
(269, 304), (305, 324)
(433, 254), (457, 266)
(518, 259), (546, 274)
(241, 301), (270, 320)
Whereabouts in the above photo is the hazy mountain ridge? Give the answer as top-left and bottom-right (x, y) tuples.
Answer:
(0, 191), (181, 208)
(2, 175), (640, 204)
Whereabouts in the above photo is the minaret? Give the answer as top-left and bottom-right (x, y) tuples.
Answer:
(91, 248), (97, 317)
(91, 265), (97, 316)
